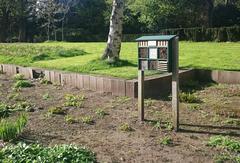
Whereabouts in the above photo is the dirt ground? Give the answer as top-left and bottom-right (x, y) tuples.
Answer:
(0, 73), (240, 163)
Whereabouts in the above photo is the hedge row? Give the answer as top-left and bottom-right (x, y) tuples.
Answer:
(123, 26), (240, 42)
(53, 26), (240, 42)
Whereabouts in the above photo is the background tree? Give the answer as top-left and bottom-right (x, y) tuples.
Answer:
(102, 0), (124, 63)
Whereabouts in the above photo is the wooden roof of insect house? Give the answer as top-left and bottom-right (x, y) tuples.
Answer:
(136, 35), (177, 41)
(136, 35), (178, 72)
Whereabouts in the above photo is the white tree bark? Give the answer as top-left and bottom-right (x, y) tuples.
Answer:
(102, 0), (124, 63)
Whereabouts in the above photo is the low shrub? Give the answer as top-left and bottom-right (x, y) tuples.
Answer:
(208, 136), (240, 153)
(14, 80), (32, 88)
(0, 143), (97, 162)
(0, 103), (12, 118)
(179, 92), (201, 103)
(13, 74), (25, 81)
(40, 78), (52, 85)
(48, 107), (66, 115)
(64, 94), (85, 107)
(95, 108), (107, 118)
(0, 114), (28, 141)
(159, 136), (173, 146)
(65, 115), (77, 124)
(119, 123), (133, 132)
(81, 116), (94, 125)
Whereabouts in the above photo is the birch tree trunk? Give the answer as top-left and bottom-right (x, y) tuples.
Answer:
(102, 0), (124, 63)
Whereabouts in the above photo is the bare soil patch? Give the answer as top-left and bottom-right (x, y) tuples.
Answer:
(0, 74), (239, 162)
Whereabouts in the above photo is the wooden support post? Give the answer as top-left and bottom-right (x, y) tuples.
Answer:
(138, 70), (144, 121)
(172, 37), (179, 131)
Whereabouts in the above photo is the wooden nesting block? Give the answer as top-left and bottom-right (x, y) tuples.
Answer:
(139, 48), (148, 58)
(96, 77), (104, 93)
(89, 76), (97, 91)
(83, 75), (90, 89)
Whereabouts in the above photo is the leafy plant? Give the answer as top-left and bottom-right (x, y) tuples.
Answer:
(42, 93), (50, 100)
(0, 143), (97, 162)
(64, 94), (85, 107)
(13, 74), (25, 81)
(95, 108), (107, 118)
(179, 92), (201, 103)
(119, 123), (133, 132)
(81, 116), (94, 125)
(13, 102), (33, 112)
(208, 136), (240, 153)
(65, 115), (77, 124)
(0, 114), (28, 141)
(152, 121), (161, 130)
(40, 78), (52, 85)
(7, 93), (21, 101)
(48, 107), (66, 115)
(14, 80), (32, 88)
(164, 121), (173, 131)
(0, 103), (12, 118)
(145, 99), (156, 107)
(159, 136), (173, 146)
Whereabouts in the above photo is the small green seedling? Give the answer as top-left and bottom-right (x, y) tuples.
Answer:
(164, 121), (173, 131)
(119, 123), (133, 132)
(64, 94), (85, 107)
(42, 93), (50, 100)
(159, 136), (173, 146)
(187, 104), (201, 111)
(153, 121), (161, 130)
(13, 101), (33, 112)
(48, 107), (66, 115)
(14, 80), (32, 88)
(65, 115), (77, 124)
(40, 78), (52, 85)
(207, 136), (240, 153)
(13, 74), (25, 81)
(0, 103), (12, 118)
(7, 93), (21, 101)
(179, 92), (201, 103)
(144, 99), (156, 107)
(95, 108), (107, 118)
(81, 116), (94, 124)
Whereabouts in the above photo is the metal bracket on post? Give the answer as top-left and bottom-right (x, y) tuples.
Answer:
(138, 70), (144, 122)
(172, 37), (180, 131)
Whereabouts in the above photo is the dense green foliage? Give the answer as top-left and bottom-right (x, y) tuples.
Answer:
(0, 42), (239, 79)
(123, 26), (240, 42)
(0, 114), (28, 141)
(0, 143), (97, 162)
(0, 0), (239, 42)
(208, 136), (240, 153)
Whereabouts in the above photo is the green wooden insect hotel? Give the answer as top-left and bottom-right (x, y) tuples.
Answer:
(136, 35), (177, 72)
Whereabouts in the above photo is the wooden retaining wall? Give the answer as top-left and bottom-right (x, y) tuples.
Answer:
(1, 64), (240, 98)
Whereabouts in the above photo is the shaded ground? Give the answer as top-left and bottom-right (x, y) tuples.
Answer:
(0, 73), (240, 162)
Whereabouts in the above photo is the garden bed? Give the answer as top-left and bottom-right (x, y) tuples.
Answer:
(0, 73), (239, 162)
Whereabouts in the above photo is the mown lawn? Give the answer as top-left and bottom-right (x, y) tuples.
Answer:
(0, 42), (239, 79)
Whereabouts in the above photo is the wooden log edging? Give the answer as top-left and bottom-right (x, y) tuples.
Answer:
(1, 64), (240, 98)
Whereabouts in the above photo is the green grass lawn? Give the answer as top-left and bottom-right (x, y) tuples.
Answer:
(0, 42), (239, 79)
